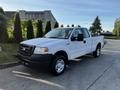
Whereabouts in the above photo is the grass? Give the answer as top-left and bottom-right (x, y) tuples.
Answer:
(104, 36), (120, 39)
(0, 43), (19, 64)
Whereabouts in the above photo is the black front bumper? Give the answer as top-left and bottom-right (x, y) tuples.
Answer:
(17, 54), (53, 65)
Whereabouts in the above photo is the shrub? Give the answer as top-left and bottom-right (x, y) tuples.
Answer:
(26, 20), (34, 39)
(67, 25), (70, 27)
(13, 12), (22, 42)
(44, 21), (51, 34)
(0, 7), (8, 43)
(36, 19), (43, 37)
(71, 24), (74, 27)
(54, 22), (59, 28)
(60, 24), (64, 27)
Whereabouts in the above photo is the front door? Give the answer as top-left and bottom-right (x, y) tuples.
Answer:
(69, 29), (86, 59)
(81, 28), (92, 54)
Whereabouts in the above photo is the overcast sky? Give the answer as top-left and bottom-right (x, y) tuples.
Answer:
(0, 0), (120, 31)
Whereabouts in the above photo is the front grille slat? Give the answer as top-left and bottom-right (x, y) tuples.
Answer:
(19, 44), (35, 56)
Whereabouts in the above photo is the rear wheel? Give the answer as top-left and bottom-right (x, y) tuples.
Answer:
(93, 46), (101, 57)
(50, 55), (66, 75)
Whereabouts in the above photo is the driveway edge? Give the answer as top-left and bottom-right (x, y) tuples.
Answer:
(0, 62), (20, 69)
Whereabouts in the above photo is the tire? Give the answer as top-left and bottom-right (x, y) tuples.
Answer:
(50, 55), (66, 75)
(93, 46), (101, 58)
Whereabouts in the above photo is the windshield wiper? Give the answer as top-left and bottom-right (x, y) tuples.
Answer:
(47, 37), (58, 38)
(44, 36), (67, 39)
(43, 36), (47, 38)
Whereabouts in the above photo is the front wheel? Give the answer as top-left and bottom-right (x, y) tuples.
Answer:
(93, 46), (101, 57)
(50, 55), (66, 75)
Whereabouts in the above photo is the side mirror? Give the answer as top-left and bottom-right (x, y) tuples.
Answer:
(71, 36), (76, 41)
(77, 34), (84, 41)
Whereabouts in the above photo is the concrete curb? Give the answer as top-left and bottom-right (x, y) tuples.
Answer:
(0, 62), (21, 69)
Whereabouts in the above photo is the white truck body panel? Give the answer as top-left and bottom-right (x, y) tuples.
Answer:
(21, 28), (104, 60)
(91, 36), (104, 52)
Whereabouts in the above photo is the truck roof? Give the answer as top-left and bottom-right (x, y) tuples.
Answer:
(56, 27), (87, 30)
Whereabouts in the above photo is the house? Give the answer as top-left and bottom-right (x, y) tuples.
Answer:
(5, 10), (57, 28)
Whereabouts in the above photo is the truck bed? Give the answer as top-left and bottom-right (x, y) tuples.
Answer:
(91, 36), (104, 52)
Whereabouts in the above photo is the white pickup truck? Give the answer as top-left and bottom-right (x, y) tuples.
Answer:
(18, 27), (104, 75)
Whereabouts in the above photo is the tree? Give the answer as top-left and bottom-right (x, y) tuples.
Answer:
(67, 25), (70, 27)
(112, 29), (117, 36)
(89, 26), (96, 35)
(36, 19), (43, 37)
(7, 20), (14, 38)
(71, 24), (74, 27)
(54, 22), (59, 28)
(61, 24), (64, 27)
(0, 7), (5, 15)
(90, 16), (102, 35)
(13, 12), (22, 42)
(26, 20), (34, 39)
(21, 21), (27, 39)
(45, 21), (51, 34)
(0, 7), (8, 43)
(113, 19), (120, 37)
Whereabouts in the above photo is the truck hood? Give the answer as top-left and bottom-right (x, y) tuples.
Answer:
(21, 38), (66, 47)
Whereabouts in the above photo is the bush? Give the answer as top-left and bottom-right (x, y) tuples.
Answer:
(26, 20), (34, 39)
(54, 22), (59, 28)
(71, 24), (74, 27)
(61, 24), (64, 27)
(36, 19), (43, 37)
(0, 7), (8, 43)
(44, 21), (51, 34)
(67, 25), (70, 27)
(13, 12), (22, 43)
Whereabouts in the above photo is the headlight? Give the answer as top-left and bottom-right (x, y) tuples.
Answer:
(34, 47), (48, 54)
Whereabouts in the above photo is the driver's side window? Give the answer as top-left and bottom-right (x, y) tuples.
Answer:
(72, 29), (82, 37)
(71, 29), (83, 41)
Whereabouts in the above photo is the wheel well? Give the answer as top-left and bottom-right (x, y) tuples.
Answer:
(54, 51), (68, 61)
(97, 43), (101, 48)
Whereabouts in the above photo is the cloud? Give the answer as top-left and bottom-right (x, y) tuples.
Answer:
(0, 0), (119, 31)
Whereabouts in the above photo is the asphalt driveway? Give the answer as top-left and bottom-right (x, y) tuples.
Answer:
(0, 39), (120, 90)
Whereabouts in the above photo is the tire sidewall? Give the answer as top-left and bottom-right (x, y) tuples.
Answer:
(93, 46), (101, 57)
(96, 46), (101, 57)
(50, 55), (66, 75)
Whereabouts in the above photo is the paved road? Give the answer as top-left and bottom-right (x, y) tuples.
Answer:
(0, 39), (120, 90)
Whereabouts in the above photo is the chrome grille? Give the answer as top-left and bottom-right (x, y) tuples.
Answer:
(19, 44), (35, 56)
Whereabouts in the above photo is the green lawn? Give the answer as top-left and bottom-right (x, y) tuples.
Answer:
(104, 36), (120, 39)
(0, 43), (19, 64)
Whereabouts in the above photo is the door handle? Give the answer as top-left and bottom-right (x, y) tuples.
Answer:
(83, 40), (86, 43)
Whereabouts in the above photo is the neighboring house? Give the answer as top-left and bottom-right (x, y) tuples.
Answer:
(5, 10), (57, 28)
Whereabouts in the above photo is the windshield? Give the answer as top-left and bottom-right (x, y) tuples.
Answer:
(44, 28), (73, 39)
